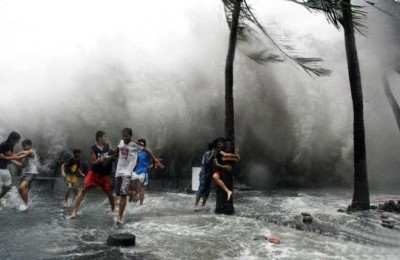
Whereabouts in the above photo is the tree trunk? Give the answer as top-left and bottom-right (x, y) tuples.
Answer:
(225, 0), (242, 145)
(383, 72), (400, 131)
(342, 0), (370, 210)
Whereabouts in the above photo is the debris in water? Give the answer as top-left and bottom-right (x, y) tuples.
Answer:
(302, 212), (313, 224)
(107, 233), (136, 247)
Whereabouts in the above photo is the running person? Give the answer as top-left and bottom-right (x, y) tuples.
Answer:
(61, 149), (85, 207)
(70, 131), (116, 219)
(0, 132), (21, 208)
(131, 138), (155, 205)
(114, 128), (164, 224)
(14, 140), (39, 211)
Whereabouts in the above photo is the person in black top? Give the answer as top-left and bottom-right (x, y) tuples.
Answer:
(61, 149), (85, 207)
(70, 130), (116, 219)
(213, 138), (240, 215)
(0, 132), (21, 207)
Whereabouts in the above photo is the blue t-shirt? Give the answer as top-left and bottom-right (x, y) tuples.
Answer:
(135, 150), (152, 175)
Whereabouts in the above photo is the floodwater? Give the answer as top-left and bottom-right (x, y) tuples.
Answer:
(1, 183), (400, 260)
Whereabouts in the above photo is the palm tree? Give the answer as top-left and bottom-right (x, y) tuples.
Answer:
(222, 0), (330, 146)
(292, 0), (370, 209)
(224, 0), (242, 144)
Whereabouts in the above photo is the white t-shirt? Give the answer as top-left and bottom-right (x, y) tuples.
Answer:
(115, 140), (143, 177)
(22, 150), (38, 174)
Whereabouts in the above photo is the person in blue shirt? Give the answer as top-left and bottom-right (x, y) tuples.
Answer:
(131, 138), (156, 206)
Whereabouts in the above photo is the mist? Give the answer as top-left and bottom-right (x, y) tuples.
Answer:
(0, 0), (399, 189)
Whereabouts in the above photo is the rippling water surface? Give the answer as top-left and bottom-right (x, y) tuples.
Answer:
(1, 185), (400, 260)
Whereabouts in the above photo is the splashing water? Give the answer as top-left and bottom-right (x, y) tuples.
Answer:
(1, 185), (400, 259)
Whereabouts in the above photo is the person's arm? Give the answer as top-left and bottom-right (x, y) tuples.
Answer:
(147, 158), (155, 172)
(220, 151), (239, 159)
(91, 150), (102, 165)
(78, 169), (85, 178)
(61, 163), (66, 178)
(205, 150), (215, 164)
(142, 147), (165, 169)
(222, 157), (239, 162)
(214, 159), (232, 172)
(109, 147), (119, 159)
(235, 148), (240, 161)
(14, 151), (30, 157)
(11, 160), (23, 167)
(0, 151), (29, 161)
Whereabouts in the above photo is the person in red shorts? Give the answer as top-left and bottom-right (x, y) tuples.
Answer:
(70, 130), (116, 219)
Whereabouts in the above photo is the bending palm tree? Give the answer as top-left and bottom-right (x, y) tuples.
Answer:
(342, 0), (369, 209)
(224, 0), (242, 144)
(292, 0), (370, 209)
(222, 0), (330, 146)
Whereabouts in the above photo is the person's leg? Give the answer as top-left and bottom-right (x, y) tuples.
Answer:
(71, 184), (79, 204)
(130, 173), (141, 202)
(64, 183), (72, 206)
(196, 169), (206, 208)
(195, 196), (201, 207)
(71, 171), (99, 218)
(117, 176), (130, 223)
(107, 192), (115, 212)
(201, 196), (209, 207)
(73, 176), (80, 202)
(213, 173), (232, 201)
(118, 195), (127, 223)
(139, 182), (145, 206)
(144, 172), (149, 187)
(70, 188), (88, 218)
(129, 180), (139, 202)
(100, 175), (115, 213)
(114, 176), (122, 204)
(19, 181), (29, 207)
(0, 169), (12, 200)
(0, 186), (11, 199)
(202, 173), (213, 207)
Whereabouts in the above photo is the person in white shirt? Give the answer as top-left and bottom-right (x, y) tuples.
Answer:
(113, 128), (164, 224)
(1, 139), (38, 211)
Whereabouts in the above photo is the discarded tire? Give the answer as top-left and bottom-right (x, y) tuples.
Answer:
(107, 233), (136, 247)
(301, 213), (313, 224)
(303, 215), (313, 224)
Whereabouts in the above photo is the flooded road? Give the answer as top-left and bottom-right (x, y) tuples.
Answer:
(1, 186), (400, 259)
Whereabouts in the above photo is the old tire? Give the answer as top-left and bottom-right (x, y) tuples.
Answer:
(107, 233), (136, 247)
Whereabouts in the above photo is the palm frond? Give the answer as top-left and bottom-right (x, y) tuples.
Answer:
(222, 0), (332, 76)
(246, 50), (284, 64)
(294, 57), (333, 76)
(289, 0), (368, 35)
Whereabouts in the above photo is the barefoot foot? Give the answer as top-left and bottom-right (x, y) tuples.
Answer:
(227, 191), (233, 201)
(70, 211), (77, 219)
